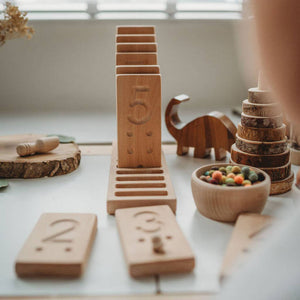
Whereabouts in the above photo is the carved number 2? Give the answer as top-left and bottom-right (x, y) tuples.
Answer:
(42, 219), (79, 243)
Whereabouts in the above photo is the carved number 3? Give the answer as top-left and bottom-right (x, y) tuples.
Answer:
(42, 219), (79, 243)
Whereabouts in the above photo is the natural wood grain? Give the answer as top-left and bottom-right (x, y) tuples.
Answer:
(116, 205), (195, 278)
(220, 213), (273, 280)
(248, 88), (273, 104)
(242, 99), (280, 117)
(270, 172), (294, 195)
(241, 112), (282, 129)
(107, 142), (176, 215)
(15, 213), (97, 278)
(16, 136), (59, 157)
(116, 34), (156, 43)
(116, 52), (157, 65)
(117, 43), (157, 53)
(116, 52), (158, 65)
(165, 95), (236, 160)
(117, 74), (161, 168)
(0, 134), (81, 178)
(237, 123), (286, 142)
(116, 65), (160, 74)
(235, 135), (287, 155)
(117, 26), (155, 35)
(260, 162), (292, 181)
(231, 144), (290, 168)
(191, 164), (270, 222)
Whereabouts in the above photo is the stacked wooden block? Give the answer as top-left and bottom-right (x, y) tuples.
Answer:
(231, 82), (294, 195)
(107, 26), (176, 215)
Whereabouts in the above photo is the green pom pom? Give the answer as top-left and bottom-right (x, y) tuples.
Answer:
(225, 178), (235, 185)
(249, 172), (258, 182)
(242, 166), (250, 178)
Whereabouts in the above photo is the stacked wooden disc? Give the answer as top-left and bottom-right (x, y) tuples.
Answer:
(231, 78), (294, 195)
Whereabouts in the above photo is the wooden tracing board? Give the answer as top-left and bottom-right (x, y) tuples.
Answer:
(116, 205), (195, 278)
(0, 134), (81, 178)
(107, 25), (176, 214)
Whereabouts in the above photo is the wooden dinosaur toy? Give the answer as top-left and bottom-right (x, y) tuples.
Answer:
(165, 94), (237, 160)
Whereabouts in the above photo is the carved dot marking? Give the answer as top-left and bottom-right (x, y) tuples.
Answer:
(65, 247), (72, 252)
(138, 238), (145, 242)
(136, 226), (141, 230)
(127, 132), (133, 137)
(146, 131), (152, 136)
(166, 235), (172, 240)
(36, 247), (43, 251)
(127, 148), (133, 154)
(147, 148), (153, 154)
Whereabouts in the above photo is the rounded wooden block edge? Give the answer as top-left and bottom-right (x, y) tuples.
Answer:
(270, 172), (294, 195)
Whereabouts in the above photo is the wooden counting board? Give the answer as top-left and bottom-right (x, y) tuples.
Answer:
(220, 213), (273, 281)
(116, 205), (195, 278)
(107, 25), (176, 213)
(15, 213), (97, 277)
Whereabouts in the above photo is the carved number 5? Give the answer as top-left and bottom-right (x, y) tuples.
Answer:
(42, 219), (79, 243)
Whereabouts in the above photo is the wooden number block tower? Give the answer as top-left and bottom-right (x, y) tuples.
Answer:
(231, 75), (294, 195)
(107, 26), (176, 214)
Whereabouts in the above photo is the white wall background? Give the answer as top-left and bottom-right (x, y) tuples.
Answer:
(0, 19), (256, 112)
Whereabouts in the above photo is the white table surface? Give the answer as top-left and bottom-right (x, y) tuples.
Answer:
(0, 150), (299, 296)
(0, 110), (299, 297)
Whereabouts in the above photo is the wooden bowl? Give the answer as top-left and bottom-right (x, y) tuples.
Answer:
(191, 163), (271, 222)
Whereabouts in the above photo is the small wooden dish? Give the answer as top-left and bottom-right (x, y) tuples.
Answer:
(191, 163), (271, 222)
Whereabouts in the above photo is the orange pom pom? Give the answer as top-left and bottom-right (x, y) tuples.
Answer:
(227, 173), (235, 179)
(212, 171), (223, 183)
(234, 175), (244, 185)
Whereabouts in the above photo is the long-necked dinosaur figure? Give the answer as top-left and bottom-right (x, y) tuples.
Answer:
(165, 94), (237, 160)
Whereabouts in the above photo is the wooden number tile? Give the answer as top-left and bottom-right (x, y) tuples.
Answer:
(116, 65), (160, 74)
(242, 99), (280, 117)
(116, 43), (157, 53)
(241, 113), (283, 129)
(235, 135), (287, 155)
(116, 205), (195, 277)
(117, 74), (161, 168)
(15, 213), (97, 277)
(116, 34), (156, 43)
(220, 213), (273, 280)
(117, 26), (155, 35)
(231, 144), (290, 168)
(248, 88), (274, 104)
(237, 123), (287, 142)
(116, 53), (157, 65)
(107, 142), (176, 215)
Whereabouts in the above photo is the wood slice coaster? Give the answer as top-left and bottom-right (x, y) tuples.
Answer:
(241, 113), (282, 129)
(242, 99), (280, 117)
(248, 88), (274, 104)
(235, 134), (287, 155)
(270, 172), (294, 195)
(237, 123), (286, 142)
(290, 147), (300, 165)
(231, 144), (290, 168)
(107, 142), (176, 215)
(261, 162), (292, 182)
(0, 134), (81, 178)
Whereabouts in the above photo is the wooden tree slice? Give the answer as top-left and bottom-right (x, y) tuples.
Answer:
(261, 162), (291, 181)
(270, 172), (294, 195)
(237, 123), (286, 142)
(241, 113), (282, 129)
(242, 99), (280, 117)
(231, 144), (290, 168)
(0, 134), (81, 178)
(235, 135), (287, 155)
(248, 88), (274, 104)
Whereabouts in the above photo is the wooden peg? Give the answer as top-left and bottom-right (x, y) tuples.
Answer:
(16, 136), (60, 157)
(152, 235), (165, 254)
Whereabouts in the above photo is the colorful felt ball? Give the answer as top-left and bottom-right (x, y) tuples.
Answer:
(225, 178), (235, 185)
(242, 180), (252, 186)
(249, 172), (258, 182)
(234, 175), (244, 185)
(212, 171), (223, 182)
(232, 166), (241, 174)
(241, 166), (250, 178)
(227, 173), (235, 179)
